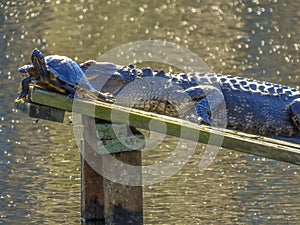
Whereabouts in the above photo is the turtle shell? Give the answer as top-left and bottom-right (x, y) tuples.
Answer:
(45, 55), (93, 90)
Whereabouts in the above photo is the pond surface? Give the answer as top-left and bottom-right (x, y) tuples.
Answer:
(0, 0), (300, 224)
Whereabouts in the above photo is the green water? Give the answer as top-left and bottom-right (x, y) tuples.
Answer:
(0, 0), (299, 224)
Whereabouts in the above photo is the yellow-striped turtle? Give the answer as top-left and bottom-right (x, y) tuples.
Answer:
(18, 49), (113, 102)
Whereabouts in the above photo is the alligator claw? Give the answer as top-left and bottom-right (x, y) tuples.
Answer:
(201, 116), (213, 126)
(97, 92), (115, 103)
(186, 114), (212, 126)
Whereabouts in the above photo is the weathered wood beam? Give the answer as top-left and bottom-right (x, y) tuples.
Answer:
(15, 87), (300, 165)
(15, 98), (65, 122)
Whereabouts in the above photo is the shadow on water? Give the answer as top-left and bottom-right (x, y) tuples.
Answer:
(0, 0), (299, 224)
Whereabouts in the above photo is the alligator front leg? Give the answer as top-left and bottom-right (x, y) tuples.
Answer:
(290, 98), (300, 130)
(194, 89), (226, 126)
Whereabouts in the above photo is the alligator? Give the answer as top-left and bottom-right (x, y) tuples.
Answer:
(81, 61), (300, 139)
(81, 61), (300, 138)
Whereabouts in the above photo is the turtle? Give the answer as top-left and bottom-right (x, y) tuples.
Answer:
(18, 48), (114, 102)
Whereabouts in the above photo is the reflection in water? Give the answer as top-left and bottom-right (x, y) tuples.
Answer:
(0, 0), (299, 224)
(143, 142), (300, 224)
(235, 0), (300, 86)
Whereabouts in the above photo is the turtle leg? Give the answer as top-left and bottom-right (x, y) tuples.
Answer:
(45, 78), (76, 98)
(19, 76), (32, 98)
(290, 98), (300, 130)
(60, 84), (76, 98)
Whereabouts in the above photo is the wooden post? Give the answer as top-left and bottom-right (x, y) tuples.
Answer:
(81, 116), (144, 224)
(102, 152), (143, 224)
(81, 139), (105, 220)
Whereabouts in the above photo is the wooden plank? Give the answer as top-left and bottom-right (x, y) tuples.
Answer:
(16, 87), (300, 165)
(15, 99), (65, 122)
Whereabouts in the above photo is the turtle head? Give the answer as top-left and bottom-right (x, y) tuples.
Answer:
(31, 49), (48, 78)
(18, 64), (36, 77)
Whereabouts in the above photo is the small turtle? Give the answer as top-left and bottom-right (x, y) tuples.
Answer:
(18, 49), (113, 102)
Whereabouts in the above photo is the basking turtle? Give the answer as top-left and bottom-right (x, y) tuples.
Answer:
(18, 49), (113, 102)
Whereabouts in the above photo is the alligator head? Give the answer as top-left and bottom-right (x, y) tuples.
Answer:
(80, 61), (126, 95)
